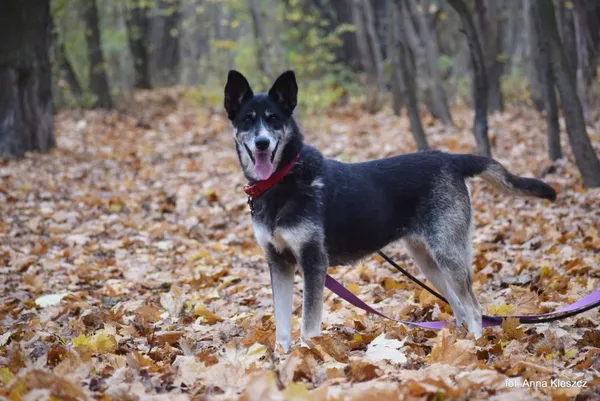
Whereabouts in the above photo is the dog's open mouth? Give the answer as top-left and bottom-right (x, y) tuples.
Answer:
(246, 142), (279, 180)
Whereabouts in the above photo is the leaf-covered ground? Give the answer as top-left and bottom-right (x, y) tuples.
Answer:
(1, 92), (599, 400)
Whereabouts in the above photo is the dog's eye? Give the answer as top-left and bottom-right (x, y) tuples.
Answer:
(267, 115), (280, 124)
(243, 114), (254, 123)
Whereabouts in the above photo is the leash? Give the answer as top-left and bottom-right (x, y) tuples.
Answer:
(377, 251), (448, 304)
(325, 250), (600, 328)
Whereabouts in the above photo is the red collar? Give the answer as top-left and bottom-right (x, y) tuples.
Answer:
(244, 154), (300, 199)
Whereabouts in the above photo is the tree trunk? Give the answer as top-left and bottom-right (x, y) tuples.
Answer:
(268, 0), (286, 72)
(447, 0), (491, 157)
(351, 0), (373, 76)
(530, 1), (561, 161)
(572, 0), (596, 124)
(391, 0), (429, 150)
(0, 0), (54, 158)
(406, 0), (453, 124)
(328, 0), (360, 68)
(362, 0), (385, 113)
(554, 0), (577, 73)
(51, 17), (82, 100)
(474, 0), (504, 113)
(82, 0), (112, 108)
(524, 0), (545, 112)
(125, 0), (151, 89)
(153, 0), (181, 86)
(390, 67), (404, 116)
(543, 62), (561, 162)
(249, 0), (273, 80)
(535, 0), (600, 187)
(385, 3), (404, 116)
(398, 2), (440, 117)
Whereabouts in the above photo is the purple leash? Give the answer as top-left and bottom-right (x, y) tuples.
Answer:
(325, 251), (600, 329)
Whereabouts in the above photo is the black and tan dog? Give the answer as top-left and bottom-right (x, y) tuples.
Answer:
(224, 70), (556, 351)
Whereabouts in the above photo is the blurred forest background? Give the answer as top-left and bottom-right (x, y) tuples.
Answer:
(1, 0), (600, 184)
(2, 2), (600, 399)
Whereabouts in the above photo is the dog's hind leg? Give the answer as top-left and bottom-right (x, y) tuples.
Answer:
(266, 248), (296, 352)
(404, 236), (482, 337)
(432, 250), (482, 338)
(404, 238), (467, 324)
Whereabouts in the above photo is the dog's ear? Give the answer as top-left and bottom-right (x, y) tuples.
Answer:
(224, 70), (254, 121)
(268, 71), (298, 116)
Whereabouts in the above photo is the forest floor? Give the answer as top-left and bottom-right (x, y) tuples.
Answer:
(1, 90), (599, 401)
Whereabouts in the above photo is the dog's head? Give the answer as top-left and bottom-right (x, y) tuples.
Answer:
(224, 70), (300, 181)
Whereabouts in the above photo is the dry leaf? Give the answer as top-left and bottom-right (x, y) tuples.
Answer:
(193, 301), (224, 324)
(34, 292), (69, 308)
(501, 318), (526, 340)
(364, 332), (407, 364)
(430, 328), (477, 367)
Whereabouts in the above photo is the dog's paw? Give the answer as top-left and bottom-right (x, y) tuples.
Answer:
(300, 334), (318, 349)
(276, 339), (291, 354)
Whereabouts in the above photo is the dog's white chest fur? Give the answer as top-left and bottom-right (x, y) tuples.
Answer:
(253, 222), (287, 253)
(252, 221), (318, 256)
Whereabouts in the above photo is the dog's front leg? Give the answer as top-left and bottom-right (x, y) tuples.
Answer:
(266, 249), (295, 352)
(298, 241), (328, 342)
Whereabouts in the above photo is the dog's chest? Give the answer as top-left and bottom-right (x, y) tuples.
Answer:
(253, 222), (288, 253)
(252, 220), (317, 256)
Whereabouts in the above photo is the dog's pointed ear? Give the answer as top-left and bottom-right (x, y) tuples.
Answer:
(268, 71), (298, 116)
(224, 70), (253, 121)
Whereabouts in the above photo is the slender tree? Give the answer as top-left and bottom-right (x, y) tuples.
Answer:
(0, 0), (55, 158)
(529, 0), (560, 161)
(125, 0), (151, 89)
(153, 0), (181, 86)
(249, 0), (273, 79)
(390, 0), (429, 150)
(572, 0), (597, 124)
(350, 0), (384, 113)
(82, 0), (112, 108)
(535, 0), (600, 187)
(326, 0), (359, 68)
(474, 0), (504, 113)
(524, 0), (544, 112)
(51, 16), (82, 100)
(268, 0), (286, 72)
(351, 0), (372, 78)
(447, 0), (491, 157)
(385, 2), (403, 116)
(554, 0), (577, 73)
(362, 0), (385, 113)
(405, 0), (453, 124)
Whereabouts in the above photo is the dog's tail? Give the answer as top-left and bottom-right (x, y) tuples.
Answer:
(452, 154), (557, 201)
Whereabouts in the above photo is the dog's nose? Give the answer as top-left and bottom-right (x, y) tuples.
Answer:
(255, 137), (270, 151)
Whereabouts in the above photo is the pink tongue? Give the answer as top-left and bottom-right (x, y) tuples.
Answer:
(254, 153), (273, 180)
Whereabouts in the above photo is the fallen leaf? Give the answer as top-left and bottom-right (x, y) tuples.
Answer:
(501, 318), (526, 340)
(430, 328), (477, 367)
(364, 332), (407, 364)
(34, 292), (69, 308)
(347, 360), (380, 381)
(193, 301), (224, 324)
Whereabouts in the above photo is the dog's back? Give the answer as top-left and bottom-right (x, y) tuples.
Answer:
(321, 151), (447, 264)
(318, 150), (555, 264)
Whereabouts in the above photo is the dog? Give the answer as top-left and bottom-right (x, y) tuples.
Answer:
(224, 70), (557, 351)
